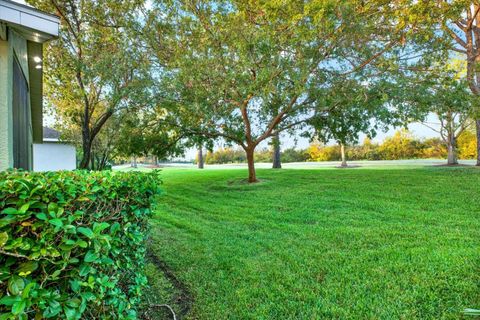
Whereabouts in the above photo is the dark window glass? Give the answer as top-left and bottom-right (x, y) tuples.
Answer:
(12, 58), (29, 170)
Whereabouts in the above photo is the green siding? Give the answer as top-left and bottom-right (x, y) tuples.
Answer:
(0, 28), (34, 171)
(0, 38), (9, 170)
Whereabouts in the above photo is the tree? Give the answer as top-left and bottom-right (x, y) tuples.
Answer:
(419, 76), (475, 165)
(114, 108), (186, 163)
(401, 1), (480, 165)
(442, 2), (480, 165)
(308, 79), (392, 168)
(144, 0), (421, 182)
(271, 134), (282, 169)
(197, 147), (205, 169)
(397, 64), (476, 165)
(29, 0), (152, 169)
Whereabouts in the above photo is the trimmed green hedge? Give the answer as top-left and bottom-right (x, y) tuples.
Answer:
(0, 170), (161, 319)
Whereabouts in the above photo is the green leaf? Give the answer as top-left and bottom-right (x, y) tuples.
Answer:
(8, 276), (25, 295)
(70, 279), (80, 292)
(49, 218), (63, 228)
(79, 264), (91, 277)
(11, 299), (26, 315)
(18, 203), (30, 214)
(0, 313), (13, 320)
(0, 232), (8, 247)
(50, 270), (61, 280)
(22, 282), (35, 299)
(1, 208), (18, 215)
(47, 202), (58, 214)
(44, 300), (61, 318)
(77, 227), (94, 239)
(17, 261), (39, 276)
(76, 240), (88, 248)
(84, 251), (99, 263)
(64, 306), (78, 320)
(0, 295), (21, 306)
(35, 212), (47, 220)
(93, 222), (109, 234)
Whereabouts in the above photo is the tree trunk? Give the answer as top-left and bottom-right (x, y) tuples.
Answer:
(197, 147), (204, 169)
(131, 156), (137, 168)
(272, 133), (281, 169)
(90, 150), (96, 170)
(245, 147), (257, 183)
(476, 119), (480, 166)
(447, 137), (458, 165)
(79, 140), (92, 169)
(340, 143), (347, 167)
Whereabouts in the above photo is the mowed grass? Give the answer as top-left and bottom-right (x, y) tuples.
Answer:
(148, 166), (480, 319)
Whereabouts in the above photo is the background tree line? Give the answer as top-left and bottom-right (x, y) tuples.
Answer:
(200, 129), (477, 165)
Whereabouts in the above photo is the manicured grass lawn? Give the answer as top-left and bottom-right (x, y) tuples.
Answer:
(147, 166), (480, 319)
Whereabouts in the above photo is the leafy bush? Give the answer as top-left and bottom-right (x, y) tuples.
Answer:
(308, 130), (476, 162)
(0, 170), (161, 319)
(281, 148), (309, 163)
(205, 148), (246, 164)
(458, 130), (477, 160)
(307, 143), (341, 162)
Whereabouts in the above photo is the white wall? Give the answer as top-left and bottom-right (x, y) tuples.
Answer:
(33, 142), (76, 172)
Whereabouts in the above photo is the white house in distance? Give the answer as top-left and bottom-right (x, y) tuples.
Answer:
(0, 0), (59, 170)
(33, 126), (76, 172)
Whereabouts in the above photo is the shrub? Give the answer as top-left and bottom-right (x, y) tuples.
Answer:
(254, 148), (272, 163)
(0, 170), (161, 319)
(307, 143), (340, 161)
(378, 130), (422, 160)
(281, 148), (309, 163)
(458, 130), (477, 160)
(205, 148), (246, 164)
(421, 138), (447, 159)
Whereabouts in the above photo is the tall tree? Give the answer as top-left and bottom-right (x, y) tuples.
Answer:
(271, 133), (282, 169)
(444, 2), (480, 165)
(309, 79), (393, 168)
(197, 146), (205, 169)
(411, 72), (475, 165)
(29, 0), (151, 169)
(400, 1), (480, 165)
(145, 0), (421, 182)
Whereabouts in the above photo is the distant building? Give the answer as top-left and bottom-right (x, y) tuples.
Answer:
(33, 127), (76, 172)
(0, 0), (59, 170)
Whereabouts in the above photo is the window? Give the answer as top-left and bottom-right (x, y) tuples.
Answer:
(12, 58), (30, 170)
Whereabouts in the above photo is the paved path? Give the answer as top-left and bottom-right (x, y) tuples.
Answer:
(114, 159), (477, 171)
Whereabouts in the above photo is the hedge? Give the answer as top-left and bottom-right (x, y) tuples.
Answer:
(0, 170), (161, 319)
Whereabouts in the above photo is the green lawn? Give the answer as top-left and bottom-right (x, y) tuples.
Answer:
(147, 166), (480, 319)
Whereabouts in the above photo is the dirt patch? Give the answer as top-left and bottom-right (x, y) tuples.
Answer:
(227, 178), (269, 185)
(432, 163), (474, 167)
(335, 165), (361, 169)
(142, 250), (194, 319)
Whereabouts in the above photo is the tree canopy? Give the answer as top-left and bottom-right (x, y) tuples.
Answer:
(142, 0), (433, 182)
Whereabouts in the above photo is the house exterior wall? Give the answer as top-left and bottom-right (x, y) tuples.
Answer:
(0, 28), (33, 171)
(33, 143), (76, 172)
(0, 36), (11, 170)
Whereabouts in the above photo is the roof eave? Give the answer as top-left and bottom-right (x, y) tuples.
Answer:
(0, 0), (60, 43)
